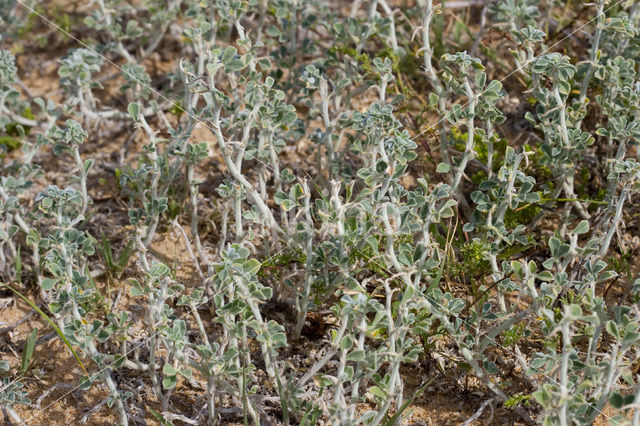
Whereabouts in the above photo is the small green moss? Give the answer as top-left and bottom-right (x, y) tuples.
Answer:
(17, 10), (42, 38)
(471, 170), (487, 186)
(169, 102), (186, 116)
(258, 249), (306, 280)
(35, 36), (48, 48)
(573, 166), (607, 212)
(4, 108), (34, 137)
(524, 144), (553, 181)
(350, 244), (389, 277)
(449, 240), (491, 280)
(167, 199), (182, 220)
(329, 45), (375, 75)
(375, 47), (421, 80)
(450, 127), (507, 172)
(502, 322), (528, 347)
(504, 394), (532, 409)
(21, 107), (34, 120)
(575, 167), (591, 199)
(504, 203), (541, 228)
(0, 136), (22, 151)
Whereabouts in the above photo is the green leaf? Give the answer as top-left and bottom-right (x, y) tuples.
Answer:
(163, 363), (177, 375)
(225, 59), (245, 72)
(439, 199), (457, 218)
(41, 277), (57, 291)
(622, 331), (640, 346)
(129, 279), (145, 296)
(340, 335), (354, 351)
(606, 321), (619, 338)
(222, 46), (237, 63)
(289, 183), (304, 199)
(128, 102), (139, 121)
(282, 111), (297, 125)
(436, 162), (451, 173)
(172, 320), (187, 338)
(571, 220), (589, 235)
(162, 374), (177, 390)
(113, 354), (126, 368)
(548, 236), (561, 257)
(376, 160), (388, 173)
(149, 262), (170, 278)
(569, 304), (582, 318)
(78, 375), (93, 390)
(346, 349), (366, 362)
(243, 259), (261, 275)
(610, 392), (623, 409)
(537, 271), (554, 281)
(281, 199), (296, 211)
(83, 159), (94, 175)
(368, 385), (387, 401)
(206, 62), (223, 75)
(511, 261), (523, 277)
(533, 388), (552, 406)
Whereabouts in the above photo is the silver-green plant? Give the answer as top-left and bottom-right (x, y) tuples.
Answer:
(1, 1), (640, 425)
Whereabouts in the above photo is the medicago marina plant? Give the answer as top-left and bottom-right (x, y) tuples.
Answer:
(0, 0), (639, 424)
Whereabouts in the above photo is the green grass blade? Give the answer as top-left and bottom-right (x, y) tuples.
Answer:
(115, 239), (135, 276)
(15, 245), (22, 281)
(147, 406), (174, 425)
(98, 234), (115, 272)
(382, 378), (434, 426)
(1, 283), (87, 375)
(20, 327), (38, 373)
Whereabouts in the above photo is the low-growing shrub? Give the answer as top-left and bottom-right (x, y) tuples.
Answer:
(0, 0), (639, 424)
